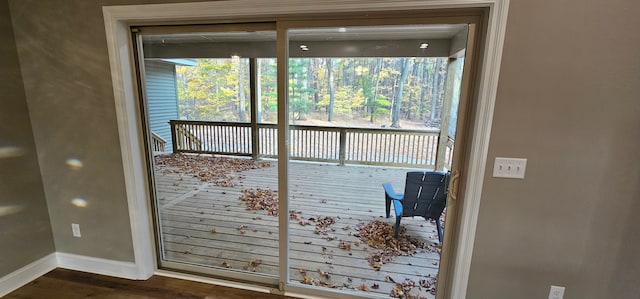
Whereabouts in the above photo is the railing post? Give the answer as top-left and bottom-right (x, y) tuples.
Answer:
(169, 120), (178, 153)
(252, 125), (260, 160)
(435, 134), (446, 170)
(250, 58), (260, 160)
(338, 128), (347, 165)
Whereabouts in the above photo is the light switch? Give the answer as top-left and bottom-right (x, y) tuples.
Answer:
(492, 157), (527, 179)
(72, 223), (81, 237)
(549, 285), (565, 299)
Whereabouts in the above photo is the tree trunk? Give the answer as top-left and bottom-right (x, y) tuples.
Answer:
(391, 58), (412, 128)
(436, 58), (449, 120)
(311, 59), (319, 107)
(418, 60), (428, 120)
(429, 74), (438, 122)
(430, 58), (444, 123)
(326, 58), (335, 122)
(370, 58), (383, 123)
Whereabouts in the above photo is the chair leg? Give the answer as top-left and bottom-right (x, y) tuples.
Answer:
(394, 216), (402, 238)
(436, 219), (444, 244)
(385, 196), (391, 218)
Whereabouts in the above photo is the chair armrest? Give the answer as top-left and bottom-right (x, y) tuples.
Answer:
(382, 183), (403, 200)
(392, 198), (403, 217)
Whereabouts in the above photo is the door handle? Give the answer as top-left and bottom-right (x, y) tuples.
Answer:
(449, 170), (460, 201)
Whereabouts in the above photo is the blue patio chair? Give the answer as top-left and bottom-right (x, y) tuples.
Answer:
(383, 171), (450, 243)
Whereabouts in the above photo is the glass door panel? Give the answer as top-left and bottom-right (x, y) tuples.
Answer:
(138, 25), (280, 284)
(285, 24), (468, 298)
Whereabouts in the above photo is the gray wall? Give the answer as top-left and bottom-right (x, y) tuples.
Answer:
(6, 0), (205, 264)
(7, 0), (139, 262)
(467, 0), (640, 298)
(145, 60), (178, 152)
(0, 0), (55, 277)
(4, 0), (640, 298)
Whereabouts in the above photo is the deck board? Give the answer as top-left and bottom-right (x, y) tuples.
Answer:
(155, 158), (441, 298)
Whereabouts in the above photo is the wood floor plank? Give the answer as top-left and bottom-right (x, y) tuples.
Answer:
(4, 269), (295, 299)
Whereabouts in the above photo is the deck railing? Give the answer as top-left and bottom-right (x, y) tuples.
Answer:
(169, 120), (454, 169)
(171, 123), (203, 151)
(151, 131), (167, 153)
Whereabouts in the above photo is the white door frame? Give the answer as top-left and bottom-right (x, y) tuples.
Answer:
(103, 1), (509, 298)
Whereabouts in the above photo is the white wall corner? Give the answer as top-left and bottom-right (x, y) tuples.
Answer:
(0, 253), (57, 297)
(56, 252), (141, 280)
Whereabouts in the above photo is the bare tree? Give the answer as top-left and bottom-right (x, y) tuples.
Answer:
(370, 58), (383, 123)
(326, 58), (335, 122)
(391, 58), (412, 128)
(429, 58), (447, 125)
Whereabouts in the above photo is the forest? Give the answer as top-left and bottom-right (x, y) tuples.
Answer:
(175, 57), (450, 129)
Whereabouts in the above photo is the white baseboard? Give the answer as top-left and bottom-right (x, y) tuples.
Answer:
(56, 252), (140, 280)
(0, 253), (57, 297)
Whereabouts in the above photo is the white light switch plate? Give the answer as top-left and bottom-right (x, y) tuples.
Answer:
(549, 285), (565, 299)
(492, 157), (527, 179)
(72, 223), (81, 237)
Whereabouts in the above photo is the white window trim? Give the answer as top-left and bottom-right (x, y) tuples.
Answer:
(102, 1), (509, 297)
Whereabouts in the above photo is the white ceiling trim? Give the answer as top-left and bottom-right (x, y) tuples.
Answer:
(107, 0), (497, 21)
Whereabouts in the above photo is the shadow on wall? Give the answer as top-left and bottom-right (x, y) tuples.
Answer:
(601, 123), (640, 297)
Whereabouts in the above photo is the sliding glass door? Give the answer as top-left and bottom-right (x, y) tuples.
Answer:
(134, 14), (476, 299)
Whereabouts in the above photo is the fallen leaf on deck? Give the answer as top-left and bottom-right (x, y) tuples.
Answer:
(289, 210), (303, 220)
(239, 188), (279, 215)
(355, 220), (439, 270)
(243, 258), (262, 271)
(317, 268), (331, 279)
(299, 220), (311, 226)
(386, 276), (396, 283)
(301, 275), (314, 285)
(389, 278), (424, 299)
(154, 154), (271, 187)
(338, 240), (352, 251)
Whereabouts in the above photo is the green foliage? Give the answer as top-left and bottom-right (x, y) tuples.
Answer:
(318, 87), (365, 115)
(174, 57), (449, 127)
(290, 99), (313, 121)
(259, 58), (278, 122)
(176, 58), (247, 121)
(371, 95), (391, 121)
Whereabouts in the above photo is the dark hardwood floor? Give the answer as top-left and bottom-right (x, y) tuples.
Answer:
(5, 269), (297, 299)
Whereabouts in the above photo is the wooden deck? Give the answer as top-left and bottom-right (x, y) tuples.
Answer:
(154, 159), (442, 298)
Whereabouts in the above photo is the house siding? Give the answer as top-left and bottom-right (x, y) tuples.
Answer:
(144, 60), (179, 152)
